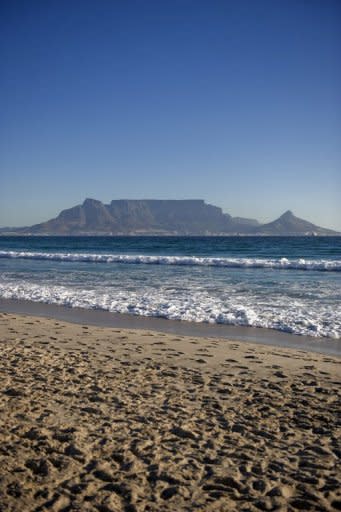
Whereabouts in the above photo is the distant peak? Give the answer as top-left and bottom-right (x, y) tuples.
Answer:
(3, 198), (339, 234)
(280, 210), (294, 218)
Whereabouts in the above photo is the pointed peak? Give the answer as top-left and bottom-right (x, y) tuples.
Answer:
(280, 210), (295, 218)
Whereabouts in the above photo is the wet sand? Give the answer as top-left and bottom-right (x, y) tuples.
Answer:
(0, 312), (340, 511)
(1, 298), (341, 356)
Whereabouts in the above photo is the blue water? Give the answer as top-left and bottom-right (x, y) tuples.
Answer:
(0, 236), (340, 339)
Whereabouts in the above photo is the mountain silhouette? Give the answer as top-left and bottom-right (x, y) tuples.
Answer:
(1, 200), (338, 235)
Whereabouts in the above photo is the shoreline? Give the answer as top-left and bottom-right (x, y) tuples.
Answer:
(0, 298), (340, 356)
(0, 311), (340, 511)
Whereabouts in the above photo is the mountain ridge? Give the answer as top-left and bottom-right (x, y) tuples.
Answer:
(0, 199), (339, 236)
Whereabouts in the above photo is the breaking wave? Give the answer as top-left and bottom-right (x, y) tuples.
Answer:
(0, 251), (340, 271)
(0, 280), (339, 339)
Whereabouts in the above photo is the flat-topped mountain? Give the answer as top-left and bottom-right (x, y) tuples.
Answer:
(1, 199), (338, 235)
(21, 199), (258, 235)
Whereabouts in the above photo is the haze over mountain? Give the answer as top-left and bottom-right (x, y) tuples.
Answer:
(1, 199), (338, 236)
(259, 210), (338, 235)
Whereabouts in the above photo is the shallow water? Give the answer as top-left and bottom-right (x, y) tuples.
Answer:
(0, 236), (340, 339)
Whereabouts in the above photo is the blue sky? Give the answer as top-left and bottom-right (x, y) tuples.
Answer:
(1, 0), (340, 229)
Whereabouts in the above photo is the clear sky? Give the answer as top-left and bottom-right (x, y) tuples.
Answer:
(1, 0), (340, 230)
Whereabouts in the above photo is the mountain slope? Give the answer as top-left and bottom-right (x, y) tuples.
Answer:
(25, 199), (260, 235)
(0, 200), (338, 235)
(258, 210), (337, 235)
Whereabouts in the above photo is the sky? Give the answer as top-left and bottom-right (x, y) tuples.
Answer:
(1, 0), (340, 230)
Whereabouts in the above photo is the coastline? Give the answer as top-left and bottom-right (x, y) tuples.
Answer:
(0, 298), (340, 357)
(0, 310), (340, 511)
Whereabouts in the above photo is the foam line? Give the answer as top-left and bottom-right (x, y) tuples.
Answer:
(0, 251), (340, 271)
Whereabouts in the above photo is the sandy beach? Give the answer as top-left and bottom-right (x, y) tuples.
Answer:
(0, 312), (340, 512)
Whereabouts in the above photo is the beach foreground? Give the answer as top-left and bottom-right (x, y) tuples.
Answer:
(0, 313), (340, 512)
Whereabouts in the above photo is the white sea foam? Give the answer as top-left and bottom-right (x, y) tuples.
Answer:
(1, 280), (340, 339)
(0, 251), (340, 271)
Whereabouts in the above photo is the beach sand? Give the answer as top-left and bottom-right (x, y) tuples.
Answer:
(0, 312), (340, 512)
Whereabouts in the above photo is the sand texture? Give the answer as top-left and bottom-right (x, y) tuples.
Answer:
(0, 312), (340, 512)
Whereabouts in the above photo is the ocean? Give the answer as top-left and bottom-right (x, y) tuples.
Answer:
(0, 236), (340, 340)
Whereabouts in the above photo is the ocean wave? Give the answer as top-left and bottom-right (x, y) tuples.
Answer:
(0, 251), (340, 271)
(0, 281), (340, 339)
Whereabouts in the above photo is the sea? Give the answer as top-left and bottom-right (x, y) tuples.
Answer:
(0, 236), (340, 340)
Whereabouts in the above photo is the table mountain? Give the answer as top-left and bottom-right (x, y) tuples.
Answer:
(1, 199), (338, 235)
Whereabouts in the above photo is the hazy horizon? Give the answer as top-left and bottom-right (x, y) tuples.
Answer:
(1, 1), (340, 230)
(0, 196), (339, 232)
(0, 197), (341, 231)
